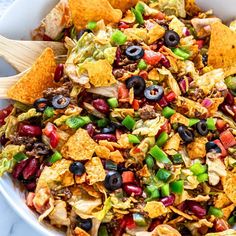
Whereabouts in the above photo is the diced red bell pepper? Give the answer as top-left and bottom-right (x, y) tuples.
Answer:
(43, 122), (56, 137)
(153, 12), (165, 20)
(165, 91), (176, 103)
(0, 105), (14, 126)
(118, 22), (130, 29)
(158, 97), (168, 107)
(143, 50), (162, 66)
(196, 39), (204, 49)
(216, 119), (227, 132)
(132, 99), (140, 111)
(50, 130), (59, 149)
(214, 219), (229, 232)
(122, 171), (135, 184)
(124, 214), (136, 230)
(139, 70), (148, 80)
(118, 83), (129, 100)
(213, 139), (228, 157)
(219, 130), (236, 149)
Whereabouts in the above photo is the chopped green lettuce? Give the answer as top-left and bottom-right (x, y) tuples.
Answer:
(17, 108), (41, 122)
(93, 197), (112, 221)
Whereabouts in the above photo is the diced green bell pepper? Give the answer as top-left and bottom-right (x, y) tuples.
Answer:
(128, 134), (140, 144)
(149, 145), (171, 164)
(156, 132), (169, 147)
(111, 30), (127, 45)
(162, 106), (175, 118)
(189, 118), (200, 127)
(156, 168), (171, 182)
(172, 48), (189, 60)
(172, 153), (183, 164)
(107, 98), (118, 108)
(122, 115), (136, 130)
(190, 162), (207, 176)
(13, 152), (27, 162)
(48, 151), (62, 163)
(170, 180), (184, 194)
(208, 206), (223, 218)
(197, 173), (208, 183)
(206, 118), (216, 131)
(145, 155), (155, 169)
(161, 183), (170, 197)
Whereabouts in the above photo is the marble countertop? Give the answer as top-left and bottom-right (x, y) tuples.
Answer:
(0, 2), (44, 236)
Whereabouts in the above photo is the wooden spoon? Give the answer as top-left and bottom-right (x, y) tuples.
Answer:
(0, 35), (67, 72)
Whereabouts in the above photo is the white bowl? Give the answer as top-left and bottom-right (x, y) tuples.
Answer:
(0, 1), (235, 236)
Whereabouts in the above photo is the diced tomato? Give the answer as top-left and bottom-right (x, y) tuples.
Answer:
(216, 119), (227, 132)
(118, 22), (130, 29)
(43, 122), (56, 137)
(143, 50), (162, 66)
(124, 215), (136, 230)
(213, 139), (228, 157)
(139, 70), (148, 80)
(219, 130), (236, 149)
(165, 91), (176, 103)
(132, 99), (140, 111)
(196, 39), (204, 49)
(153, 11), (165, 20)
(118, 83), (129, 100)
(156, 121), (171, 137)
(214, 219), (229, 232)
(122, 171), (135, 184)
(26, 192), (35, 208)
(0, 105), (14, 126)
(133, 147), (141, 153)
(50, 130), (59, 149)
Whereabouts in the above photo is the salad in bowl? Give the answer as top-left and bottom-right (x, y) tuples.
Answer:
(0, 0), (236, 235)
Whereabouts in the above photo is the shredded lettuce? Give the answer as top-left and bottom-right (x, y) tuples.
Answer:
(93, 197), (112, 221)
(17, 108), (41, 122)
(0, 116), (18, 138)
(0, 158), (16, 176)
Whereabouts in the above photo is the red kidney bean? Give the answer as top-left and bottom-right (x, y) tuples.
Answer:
(0, 134), (8, 146)
(36, 163), (45, 178)
(160, 194), (175, 207)
(225, 91), (234, 105)
(148, 219), (162, 232)
(12, 159), (30, 179)
(123, 184), (142, 196)
(18, 124), (42, 137)
(43, 34), (53, 41)
(160, 55), (170, 68)
(179, 79), (187, 93)
(224, 104), (235, 117)
(187, 201), (206, 218)
(93, 134), (117, 142)
(54, 64), (64, 82)
(92, 99), (110, 114)
(114, 47), (122, 67)
(22, 158), (39, 180)
(86, 123), (95, 137)
(0, 105), (13, 126)
(165, 91), (176, 103)
(24, 181), (36, 191)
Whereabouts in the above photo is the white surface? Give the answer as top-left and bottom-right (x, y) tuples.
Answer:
(0, 1), (236, 236)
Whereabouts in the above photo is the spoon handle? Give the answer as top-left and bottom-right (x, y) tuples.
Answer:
(0, 35), (66, 72)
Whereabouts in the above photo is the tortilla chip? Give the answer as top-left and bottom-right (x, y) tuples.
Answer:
(222, 204), (235, 220)
(187, 137), (207, 159)
(110, 150), (125, 163)
(69, 0), (122, 31)
(74, 227), (90, 236)
(170, 113), (189, 126)
(108, 0), (139, 12)
(81, 184), (102, 198)
(75, 173), (86, 184)
(169, 206), (193, 220)
(143, 201), (168, 218)
(152, 224), (181, 236)
(137, 165), (151, 178)
(85, 157), (106, 185)
(61, 128), (98, 161)
(163, 133), (181, 155)
(7, 48), (57, 104)
(185, 0), (201, 16)
(95, 146), (111, 159)
(215, 193), (232, 208)
(208, 22), (236, 76)
(83, 60), (117, 87)
(223, 171), (236, 204)
(147, 24), (165, 45)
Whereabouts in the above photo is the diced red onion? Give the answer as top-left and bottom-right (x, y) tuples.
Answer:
(201, 98), (213, 108)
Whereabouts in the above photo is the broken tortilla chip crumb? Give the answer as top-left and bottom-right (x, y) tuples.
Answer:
(61, 128), (97, 161)
(223, 171), (236, 204)
(68, 0), (122, 31)
(208, 22), (236, 76)
(7, 48), (57, 104)
(83, 60), (117, 87)
(85, 157), (106, 185)
(143, 201), (168, 218)
(74, 227), (90, 236)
